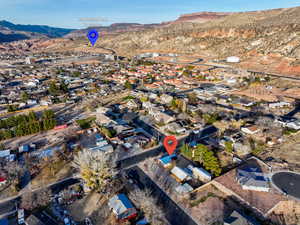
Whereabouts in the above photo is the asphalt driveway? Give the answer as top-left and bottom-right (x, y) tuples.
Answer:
(272, 172), (300, 200)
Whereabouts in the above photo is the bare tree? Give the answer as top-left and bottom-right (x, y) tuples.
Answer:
(128, 189), (169, 225)
(21, 188), (52, 210)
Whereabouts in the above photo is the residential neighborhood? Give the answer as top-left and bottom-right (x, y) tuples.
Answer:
(0, 38), (300, 225)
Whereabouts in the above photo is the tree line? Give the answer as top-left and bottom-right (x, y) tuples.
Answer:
(0, 110), (56, 141)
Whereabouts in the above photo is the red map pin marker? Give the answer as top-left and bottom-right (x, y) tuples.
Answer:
(163, 136), (178, 155)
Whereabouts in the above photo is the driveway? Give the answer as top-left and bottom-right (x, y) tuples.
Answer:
(271, 172), (300, 200)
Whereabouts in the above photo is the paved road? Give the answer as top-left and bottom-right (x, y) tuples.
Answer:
(125, 166), (199, 225)
(0, 177), (80, 217)
(271, 172), (300, 200)
(116, 125), (218, 169)
(34, 211), (58, 225)
(285, 106), (300, 117)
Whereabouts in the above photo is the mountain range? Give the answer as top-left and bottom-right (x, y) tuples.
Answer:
(0, 11), (231, 43)
(1, 7), (300, 75)
(0, 20), (75, 43)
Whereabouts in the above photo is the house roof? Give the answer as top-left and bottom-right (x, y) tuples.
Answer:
(171, 166), (189, 181)
(108, 194), (136, 217)
(175, 183), (194, 194)
(159, 154), (177, 165)
(236, 166), (269, 190)
(0, 150), (10, 158)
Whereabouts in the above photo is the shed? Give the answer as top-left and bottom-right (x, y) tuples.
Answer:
(171, 166), (190, 182)
(175, 183), (194, 194)
(192, 167), (212, 182)
(19, 144), (30, 153)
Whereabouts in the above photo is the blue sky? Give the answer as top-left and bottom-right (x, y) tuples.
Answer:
(0, 0), (299, 28)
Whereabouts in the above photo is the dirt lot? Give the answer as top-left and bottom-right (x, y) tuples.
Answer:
(31, 159), (74, 189)
(268, 200), (300, 225)
(2, 124), (78, 151)
(67, 192), (118, 225)
(268, 132), (300, 172)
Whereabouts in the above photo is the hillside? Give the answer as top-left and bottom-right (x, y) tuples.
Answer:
(3, 7), (300, 75)
(171, 12), (233, 24)
(92, 7), (300, 75)
(65, 23), (160, 38)
(0, 20), (74, 43)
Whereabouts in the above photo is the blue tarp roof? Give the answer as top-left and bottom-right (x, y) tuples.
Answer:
(0, 219), (8, 225)
(160, 154), (177, 164)
(95, 133), (103, 140)
(137, 218), (149, 225)
(38, 146), (60, 158)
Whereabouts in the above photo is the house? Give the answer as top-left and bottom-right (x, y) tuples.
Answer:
(269, 102), (290, 108)
(149, 93), (158, 100)
(0, 150), (15, 161)
(236, 166), (270, 192)
(159, 154), (177, 168)
(171, 166), (191, 183)
(152, 111), (175, 124)
(96, 139), (109, 147)
(27, 99), (38, 106)
(126, 100), (139, 110)
(275, 117), (300, 130)
(241, 125), (260, 135)
(166, 122), (186, 134)
(142, 101), (154, 110)
(19, 144), (30, 153)
(96, 113), (115, 126)
(160, 94), (173, 104)
(0, 177), (6, 186)
(226, 77), (237, 84)
(286, 120), (300, 130)
(86, 145), (113, 154)
(108, 194), (137, 221)
(96, 106), (111, 114)
(25, 214), (45, 225)
(95, 133), (104, 141)
(224, 210), (260, 225)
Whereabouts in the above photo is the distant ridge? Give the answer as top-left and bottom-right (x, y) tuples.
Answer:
(0, 20), (75, 43)
(0, 20), (74, 37)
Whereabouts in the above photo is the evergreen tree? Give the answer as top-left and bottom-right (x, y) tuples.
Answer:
(124, 80), (133, 89)
(49, 81), (60, 96)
